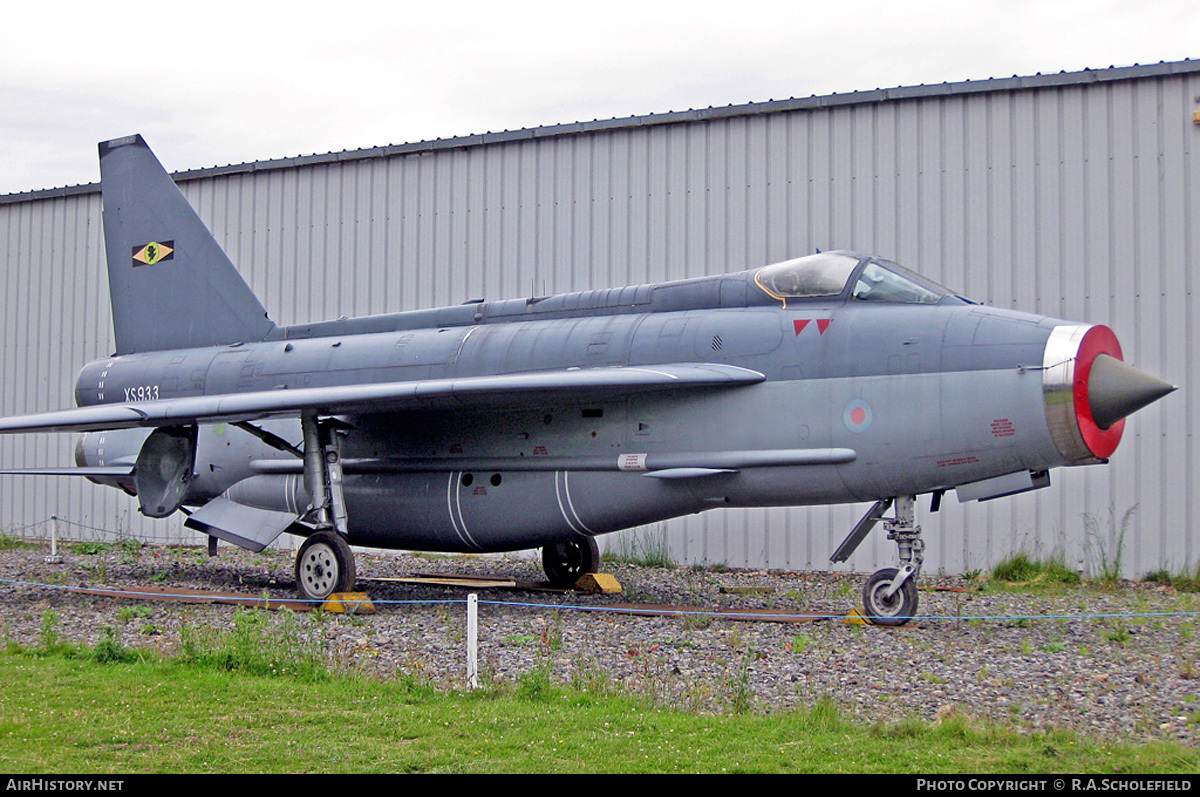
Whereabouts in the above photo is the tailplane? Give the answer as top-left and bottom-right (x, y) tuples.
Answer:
(99, 135), (275, 354)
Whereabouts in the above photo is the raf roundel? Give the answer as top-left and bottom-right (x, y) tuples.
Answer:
(843, 399), (873, 433)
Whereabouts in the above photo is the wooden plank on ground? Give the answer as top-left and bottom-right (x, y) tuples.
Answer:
(67, 584), (313, 611)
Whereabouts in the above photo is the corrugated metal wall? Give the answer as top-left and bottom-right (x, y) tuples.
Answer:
(2, 63), (1196, 576)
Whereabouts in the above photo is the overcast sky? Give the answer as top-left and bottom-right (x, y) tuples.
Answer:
(2, 0), (1197, 195)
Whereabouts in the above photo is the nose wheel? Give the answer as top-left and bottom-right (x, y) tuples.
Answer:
(862, 566), (918, 626)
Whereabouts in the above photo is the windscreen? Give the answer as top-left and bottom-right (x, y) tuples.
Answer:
(851, 259), (950, 304)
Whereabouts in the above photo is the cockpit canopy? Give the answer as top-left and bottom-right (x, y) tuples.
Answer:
(754, 251), (960, 305)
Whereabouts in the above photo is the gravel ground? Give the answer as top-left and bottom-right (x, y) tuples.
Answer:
(2, 540), (1198, 744)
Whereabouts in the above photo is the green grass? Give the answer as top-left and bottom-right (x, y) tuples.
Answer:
(989, 552), (1200, 595)
(1144, 568), (1200, 593)
(603, 524), (675, 569)
(1084, 505), (1137, 587)
(68, 538), (144, 556)
(990, 553), (1081, 587)
(0, 534), (37, 551)
(177, 606), (331, 681)
(1, 619), (1197, 774)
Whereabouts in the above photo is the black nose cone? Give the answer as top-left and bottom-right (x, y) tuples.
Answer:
(1088, 354), (1177, 430)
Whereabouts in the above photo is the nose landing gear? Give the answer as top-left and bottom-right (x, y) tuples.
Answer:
(832, 494), (925, 626)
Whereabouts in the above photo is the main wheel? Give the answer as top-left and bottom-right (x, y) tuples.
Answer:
(295, 531), (357, 601)
(542, 538), (600, 587)
(861, 567), (918, 626)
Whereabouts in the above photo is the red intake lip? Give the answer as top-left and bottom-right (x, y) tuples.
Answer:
(1071, 325), (1124, 459)
(1043, 324), (1175, 464)
(1042, 324), (1122, 464)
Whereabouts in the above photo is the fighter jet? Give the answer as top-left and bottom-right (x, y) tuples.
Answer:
(0, 135), (1176, 624)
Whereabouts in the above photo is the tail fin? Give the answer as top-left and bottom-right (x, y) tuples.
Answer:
(99, 135), (275, 354)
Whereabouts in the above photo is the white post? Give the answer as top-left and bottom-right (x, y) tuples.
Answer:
(45, 515), (63, 564)
(467, 593), (479, 689)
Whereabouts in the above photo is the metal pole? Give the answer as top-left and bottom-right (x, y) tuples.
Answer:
(467, 593), (479, 689)
(46, 515), (63, 564)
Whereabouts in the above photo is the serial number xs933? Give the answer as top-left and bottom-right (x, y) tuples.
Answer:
(123, 385), (160, 402)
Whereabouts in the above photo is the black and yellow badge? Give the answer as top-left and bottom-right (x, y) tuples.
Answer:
(131, 240), (174, 267)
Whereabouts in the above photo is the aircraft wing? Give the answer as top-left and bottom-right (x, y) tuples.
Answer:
(0, 363), (765, 434)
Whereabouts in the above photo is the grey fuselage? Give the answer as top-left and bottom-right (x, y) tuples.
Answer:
(74, 255), (1082, 554)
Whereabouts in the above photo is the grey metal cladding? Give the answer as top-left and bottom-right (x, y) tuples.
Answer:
(0, 60), (1196, 575)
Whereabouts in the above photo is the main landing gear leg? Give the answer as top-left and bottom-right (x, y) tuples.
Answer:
(295, 413), (357, 601)
(831, 495), (924, 626)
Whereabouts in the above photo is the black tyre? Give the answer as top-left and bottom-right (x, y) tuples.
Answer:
(861, 567), (918, 626)
(295, 531), (357, 601)
(542, 537), (600, 587)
